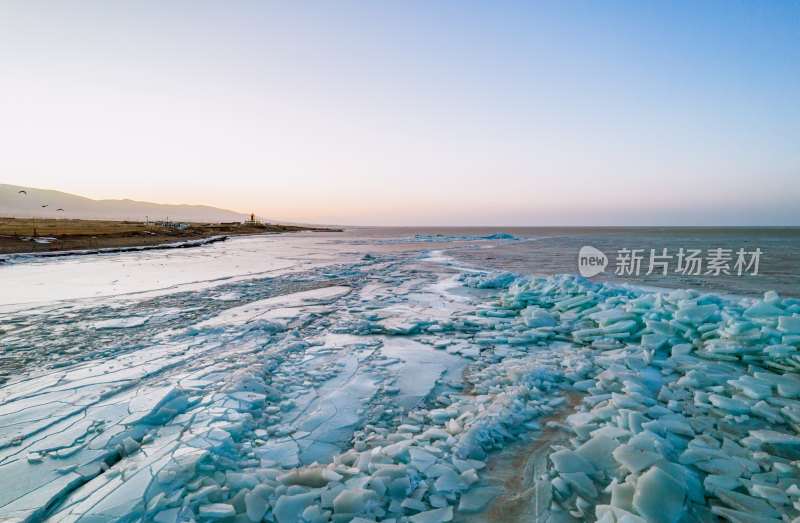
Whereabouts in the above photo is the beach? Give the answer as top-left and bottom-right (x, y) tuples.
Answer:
(0, 217), (335, 256)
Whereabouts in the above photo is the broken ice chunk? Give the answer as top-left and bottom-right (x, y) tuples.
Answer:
(641, 333), (669, 350)
(715, 488), (781, 519)
(521, 306), (557, 328)
(595, 505), (648, 523)
(675, 304), (718, 324)
(560, 471), (597, 499)
(153, 508), (180, 523)
(703, 474), (740, 494)
(728, 376), (772, 400)
(708, 394), (751, 414)
(255, 439), (299, 468)
(575, 436), (621, 471)
(274, 492), (318, 523)
(451, 458), (485, 473)
(409, 505), (453, 523)
(332, 489), (379, 514)
(632, 467), (686, 523)
(749, 430), (800, 460)
(198, 503), (236, 519)
(409, 448), (437, 472)
(694, 458), (745, 477)
(744, 300), (783, 318)
(457, 486), (501, 514)
(277, 468), (331, 488)
(245, 492), (269, 522)
(612, 444), (661, 473)
(749, 484), (791, 506)
(432, 470), (467, 492)
(778, 315), (800, 334)
(610, 482), (635, 511)
(550, 449), (596, 474)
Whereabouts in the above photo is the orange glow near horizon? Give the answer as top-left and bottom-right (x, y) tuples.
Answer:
(1, 2), (799, 225)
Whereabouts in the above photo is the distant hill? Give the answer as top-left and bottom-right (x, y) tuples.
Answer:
(0, 184), (255, 223)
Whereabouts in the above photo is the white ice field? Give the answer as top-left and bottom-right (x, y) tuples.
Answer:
(1, 232), (800, 522)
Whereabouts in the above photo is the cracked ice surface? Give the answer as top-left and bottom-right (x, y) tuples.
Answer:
(2, 232), (800, 522)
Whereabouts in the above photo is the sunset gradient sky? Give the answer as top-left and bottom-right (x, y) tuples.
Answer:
(1, 1), (799, 225)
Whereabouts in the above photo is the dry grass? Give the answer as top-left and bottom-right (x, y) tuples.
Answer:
(0, 217), (331, 255)
(0, 217), (168, 236)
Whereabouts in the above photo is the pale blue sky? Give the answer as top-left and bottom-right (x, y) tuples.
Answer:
(1, 1), (798, 225)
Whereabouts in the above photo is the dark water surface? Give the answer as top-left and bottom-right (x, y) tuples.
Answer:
(347, 227), (800, 298)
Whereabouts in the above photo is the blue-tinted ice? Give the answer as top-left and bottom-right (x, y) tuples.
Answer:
(1, 232), (799, 522)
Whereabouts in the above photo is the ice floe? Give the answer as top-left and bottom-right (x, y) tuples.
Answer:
(1, 233), (800, 522)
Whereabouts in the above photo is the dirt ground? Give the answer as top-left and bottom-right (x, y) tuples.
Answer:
(0, 217), (334, 254)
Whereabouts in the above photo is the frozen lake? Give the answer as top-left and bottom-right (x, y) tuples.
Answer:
(1, 229), (799, 522)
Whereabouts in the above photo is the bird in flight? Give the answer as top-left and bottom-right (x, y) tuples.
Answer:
(57, 208), (64, 212)
(41, 204), (49, 208)
(18, 190), (26, 195)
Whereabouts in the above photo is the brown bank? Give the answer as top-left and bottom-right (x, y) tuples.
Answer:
(0, 217), (336, 256)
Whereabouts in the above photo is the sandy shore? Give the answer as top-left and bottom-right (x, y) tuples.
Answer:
(0, 217), (336, 255)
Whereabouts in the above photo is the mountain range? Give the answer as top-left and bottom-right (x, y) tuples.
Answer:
(1, 184), (261, 223)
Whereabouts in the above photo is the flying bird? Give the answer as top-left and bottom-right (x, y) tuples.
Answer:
(57, 208), (64, 212)
(41, 205), (49, 208)
(18, 190), (26, 195)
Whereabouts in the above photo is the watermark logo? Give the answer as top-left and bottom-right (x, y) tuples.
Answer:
(578, 245), (608, 277)
(614, 247), (762, 276)
(577, 246), (763, 278)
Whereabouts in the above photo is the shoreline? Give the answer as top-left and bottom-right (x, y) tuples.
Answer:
(0, 216), (338, 261)
(0, 234), (233, 264)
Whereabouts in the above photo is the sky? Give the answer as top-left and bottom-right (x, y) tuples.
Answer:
(1, 1), (799, 226)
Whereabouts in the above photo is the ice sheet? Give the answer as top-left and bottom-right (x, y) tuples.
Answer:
(2, 231), (800, 522)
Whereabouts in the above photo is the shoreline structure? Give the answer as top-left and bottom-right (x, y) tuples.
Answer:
(0, 216), (338, 261)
